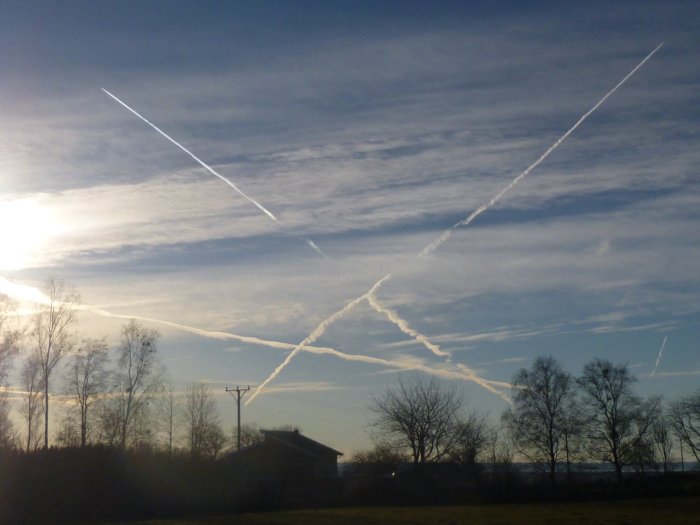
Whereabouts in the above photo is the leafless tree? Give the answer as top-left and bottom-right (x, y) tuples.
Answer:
(560, 399), (585, 481)
(0, 295), (22, 383)
(63, 337), (109, 446)
(236, 422), (264, 449)
(31, 278), (79, 448)
(450, 409), (493, 480)
(370, 376), (463, 468)
(0, 295), (22, 449)
(503, 356), (575, 493)
(234, 423), (301, 450)
(20, 354), (44, 452)
(669, 389), (700, 462)
(486, 429), (517, 495)
(94, 400), (121, 447)
(649, 412), (674, 473)
(156, 381), (179, 454)
(577, 359), (658, 482)
(55, 415), (81, 448)
(0, 396), (17, 450)
(352, 442), (408, 476)
(112, 320), (162, 450)
(182, 382), (226, 459)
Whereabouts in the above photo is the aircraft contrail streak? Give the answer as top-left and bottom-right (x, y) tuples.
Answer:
(101, 88), (326, 257)
(419, 43), (664, 257)
(249, 44), (663, 403)
(0, 276), (506, 393)
(246, 275), (392, 405)
(366, 290), (451, 358)
(100, 90), (487, 387)
(649, 336), (668, 377)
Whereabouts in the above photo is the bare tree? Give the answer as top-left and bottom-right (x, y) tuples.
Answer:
(55, 416), (81, 448)
(370, 376), (463, 469)
(94, 399), (121, 447)
(486, 428), (517, 495)
(112, 320), (162, 449)
(450, 409), (493, 480)
(63, 337), (109, 447)
(236, 422), (264, 449)
(0, 295), (22, 449)
(20, 354), (44, 452)
(650, 412), (674, 473)
(577, 359), (658, 482)
(352, 443), (408, 476)
(156, 381), (179, 454)
(234, 423), (301, 450)
(0, 295), (22, 383)
(503, 356), (575, 494)
(0, 396), (17, 450)
(182, 382), (226, 459)
(669, 389), (700, 462)
(31, 278), (79, 448)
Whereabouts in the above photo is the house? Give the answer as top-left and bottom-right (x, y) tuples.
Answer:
(229, 429), (343, 506)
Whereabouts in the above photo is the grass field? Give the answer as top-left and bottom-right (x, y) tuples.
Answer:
(117, 497), (700, 525)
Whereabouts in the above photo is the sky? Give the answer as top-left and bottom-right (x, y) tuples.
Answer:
(1, 1), (699, 456)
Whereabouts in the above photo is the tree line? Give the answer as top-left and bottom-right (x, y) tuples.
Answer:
(366, 357), (700, 496)
(2, 279), (700, 518)
(0, 279), (229, 458)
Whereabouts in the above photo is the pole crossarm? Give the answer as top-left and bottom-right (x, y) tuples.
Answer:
(226, 385), (251, 451)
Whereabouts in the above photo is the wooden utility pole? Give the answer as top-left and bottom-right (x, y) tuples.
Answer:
(226, 385), (250, 450)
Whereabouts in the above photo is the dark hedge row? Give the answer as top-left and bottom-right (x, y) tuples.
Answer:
(0, 446), (239, 524)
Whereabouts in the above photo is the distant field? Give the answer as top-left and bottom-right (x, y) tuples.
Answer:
(117, 497), (700, 525)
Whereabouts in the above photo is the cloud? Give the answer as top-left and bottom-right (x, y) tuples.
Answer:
(651, 370), (700, 377)
(2, 10), (698, 434)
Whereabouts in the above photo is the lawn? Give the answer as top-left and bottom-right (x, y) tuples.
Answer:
(117, 497), (700, 525)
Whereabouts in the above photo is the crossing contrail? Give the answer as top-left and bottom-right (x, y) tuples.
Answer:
(102, 88), (452, 374)
(249, 43), (664, 403)
(246, 275), (391, 405)
(101, 88), (326, 257)
(649, 336), (668, 377)
(0, 276), (507, 393)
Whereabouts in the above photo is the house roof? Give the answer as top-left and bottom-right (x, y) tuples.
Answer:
(262, 429), (343, 458)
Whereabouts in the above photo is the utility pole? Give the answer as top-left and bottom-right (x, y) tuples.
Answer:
(226, 385), (250, 451)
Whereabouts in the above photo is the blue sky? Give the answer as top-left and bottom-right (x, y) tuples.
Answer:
(1, 1), (699, 455)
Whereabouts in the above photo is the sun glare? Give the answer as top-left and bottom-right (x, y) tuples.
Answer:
(0, 198), (64, 271)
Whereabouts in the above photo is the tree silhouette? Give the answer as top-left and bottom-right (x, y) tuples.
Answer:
(30, 278), (78, 448)
(503, 356), (575, 494)
(370, 376), (462, 468)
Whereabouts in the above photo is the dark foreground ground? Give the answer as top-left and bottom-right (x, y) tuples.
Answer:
(110, 497), (700, 525)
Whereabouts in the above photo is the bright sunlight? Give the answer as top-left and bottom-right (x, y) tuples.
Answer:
(0, 198), (64, 271)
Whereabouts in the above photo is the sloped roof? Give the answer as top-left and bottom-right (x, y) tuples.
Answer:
(262, 429), (343, 458)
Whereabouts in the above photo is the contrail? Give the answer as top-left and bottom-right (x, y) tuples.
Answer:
(649, 336), (668, 377)
(419, 43), (664, 257)
(301, 343), (513, 403)
(250, 44), (664, 402)
(366, 290), (451, 359)
(246, 275), (391, 405)
(0, 276), (507, 394)
(101, 88), (326, 257)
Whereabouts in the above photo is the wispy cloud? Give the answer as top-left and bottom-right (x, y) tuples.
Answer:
(476, 357), (527, 367)
(0, 276), (510, 403)
(651, 370), (700, 377)
(249, 43), (666, 402)
(101, 88), (326, 257)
